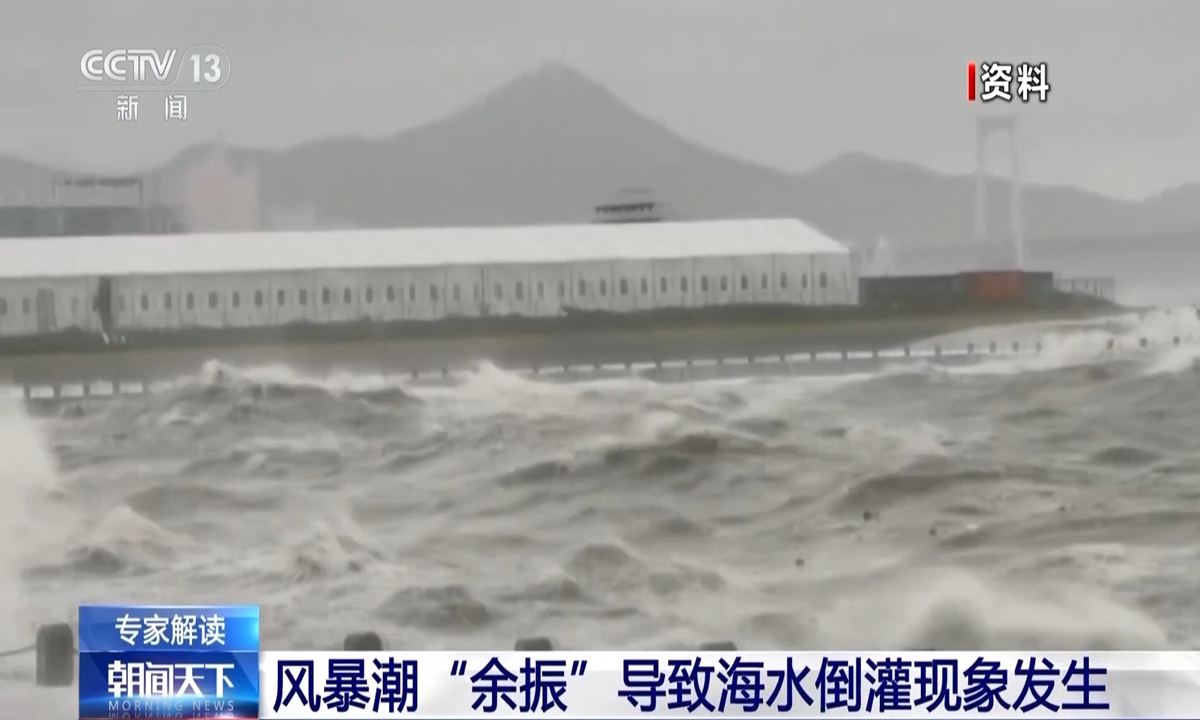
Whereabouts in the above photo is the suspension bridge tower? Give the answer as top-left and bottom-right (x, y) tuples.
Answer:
(973, 114), (1024, 269)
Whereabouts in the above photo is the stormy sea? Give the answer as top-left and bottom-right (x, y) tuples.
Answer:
(1, 304), (1199, 716)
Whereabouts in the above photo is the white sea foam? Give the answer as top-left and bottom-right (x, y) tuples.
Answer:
(0, 303), (1195, 714)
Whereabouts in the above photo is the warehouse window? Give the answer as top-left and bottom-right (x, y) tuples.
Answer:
(277, 289), (286, 306)
(254, 290), (264, 307)
(700, 276), (709, 292)
(515, 282), (524, 301)
(232, 292), (241, 309)
(599, 280), (607, 296)
(208, 291), (219, 309)
(21, 298), (30, 315)
(299, 289), (308, 306)
(409, 285), (416, 302)
(780, 273), (789, 289)
(430, 285), (439, 302)
(660, 277), (667, 294)
(365, 287), (374, 304)
(0, 298), (6, 315)
(494, 282), (504, 300)
(741, 275), (749, 291)
(116, 295), (125, 313)
(681, 276), (689, 293)
(720, 276), (729, 292)
(140, 294), (149, 311)
(578, 279), (587, 296)
(801, 274), (808, 288)
(761, 273), (768, 290)
(386, 286), (395, 302)
(186, 293), (195, 310)
(558, 281), (565, 299)
(164, 293), (172, 311)
(322, 288), (331, 305)
(473, 284), (480, 301)
(452, 284), (461, 301)
(72, 296), (80, 313)
(537, 282), (545, 299)
(343, 288), (352, 304)
(819, 272), (828, 289)
(641, 278), (649, 295)
(619, 278), (629, 296)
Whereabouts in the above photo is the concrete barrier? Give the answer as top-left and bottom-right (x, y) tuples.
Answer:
(343, 631), (384, 651)
(514, 636), (554, 651)
(24, 623), (74, 687)
(6, 335), (1195, 401)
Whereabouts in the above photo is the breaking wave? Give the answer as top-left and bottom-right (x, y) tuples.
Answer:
(3, 306), (1200, 658)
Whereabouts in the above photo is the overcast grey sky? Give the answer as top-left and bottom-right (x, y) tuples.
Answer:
(2, 0), (1194, 200)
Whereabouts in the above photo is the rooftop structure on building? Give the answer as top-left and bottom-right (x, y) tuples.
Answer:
(593, 188), (666, 224)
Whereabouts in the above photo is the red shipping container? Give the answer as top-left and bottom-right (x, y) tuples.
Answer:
(966, 270), (1025, 303)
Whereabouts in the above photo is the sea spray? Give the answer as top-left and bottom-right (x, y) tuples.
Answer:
(0, 394), (62, 650)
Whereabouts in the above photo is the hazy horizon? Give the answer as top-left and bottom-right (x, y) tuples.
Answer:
(3, 0), (1198, 201)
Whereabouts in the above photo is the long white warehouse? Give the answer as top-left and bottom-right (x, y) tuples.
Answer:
(0, 219), (856, 337)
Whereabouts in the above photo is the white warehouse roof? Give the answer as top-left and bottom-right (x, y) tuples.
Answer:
(0, 218), (848, 280)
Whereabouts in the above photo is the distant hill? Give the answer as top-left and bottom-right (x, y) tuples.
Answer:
(2, 62), (1199, 246)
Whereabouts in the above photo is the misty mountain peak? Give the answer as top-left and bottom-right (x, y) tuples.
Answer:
(465, 61), (630, 122)
(810, 151), (917, 177)
(526, 61), (595, 85)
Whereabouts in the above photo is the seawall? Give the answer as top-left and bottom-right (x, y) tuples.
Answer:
(11, 332), (1196, 407)
(3, 343), (1045, 401)
(0, 303), (1121, 389)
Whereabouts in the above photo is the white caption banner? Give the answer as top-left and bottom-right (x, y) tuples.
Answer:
(258, 651), (1200, 719)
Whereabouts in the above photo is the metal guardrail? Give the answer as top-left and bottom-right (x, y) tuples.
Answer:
(5, 334), (1193, 400)
(0, 624), (73, 687)
(0, 643), (36, 658)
